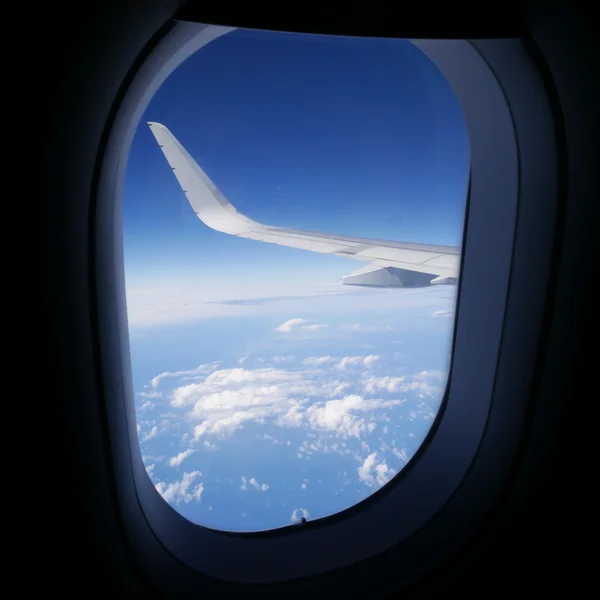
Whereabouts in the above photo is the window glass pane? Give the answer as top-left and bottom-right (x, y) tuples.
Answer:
(124, 28), (469, 532)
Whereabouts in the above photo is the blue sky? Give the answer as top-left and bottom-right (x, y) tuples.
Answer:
(123, 28), (468, 532)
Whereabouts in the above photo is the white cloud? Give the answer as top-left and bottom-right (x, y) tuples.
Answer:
(393, 447), (409, 463)
(260, 433), (283, 445)
(140, 425), (158, 442)
(138, 390), (162, 399)
(336, 355), (380, 370)
(362, 375), (406, 394)
(142, 359), (446, 463)
(364, 355), (380, 367)
(138, 400), (156, 413)
(194, 407), (274, 439)
(358, 452), (377, 483)
(151, 362), (219, 389)
(171, 366), (305, 409)
(274, 318), (309, 332)
(357, 452), (395, 487)
(295, 394), (403, 439)
(272, 355), (295, 362)
(238, 356), (248, 364)
(329, 382), (351, 397)
(291, 508), (309, 522)
(302, 356), (336, 365)
(374, 462), (393, 486)
(168, 448), (196, 467)
(273, 318), (328, 332)
(302, 355), (380, 369)
(431, 309), (454, 318)
(363, 371), (446, 398)
(155, 471), (204, 505)
(241, 476), (269, 491)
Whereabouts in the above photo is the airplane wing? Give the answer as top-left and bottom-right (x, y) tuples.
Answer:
(147, 122), (460, 288)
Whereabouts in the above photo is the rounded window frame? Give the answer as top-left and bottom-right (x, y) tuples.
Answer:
(94, 23), (559, 585)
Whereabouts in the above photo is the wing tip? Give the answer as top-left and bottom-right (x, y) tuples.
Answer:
(147, 121), (166, 130)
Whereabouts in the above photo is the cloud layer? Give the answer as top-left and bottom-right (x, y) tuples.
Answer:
(150, 356), (440, 444)
(140, 352), (448, 519)
(132, 294), (456, 532)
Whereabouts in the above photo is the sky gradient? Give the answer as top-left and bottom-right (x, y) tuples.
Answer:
(123, 28), (468, 531)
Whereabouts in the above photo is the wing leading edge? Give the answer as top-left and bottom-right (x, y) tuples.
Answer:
(147, 122), (460, 288)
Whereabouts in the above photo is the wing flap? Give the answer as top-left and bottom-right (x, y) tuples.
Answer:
(368, 258), (458, 278)
(342, 264), (442, 288)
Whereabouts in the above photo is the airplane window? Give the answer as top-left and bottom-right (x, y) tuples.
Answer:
(123, 28), (469, 533)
